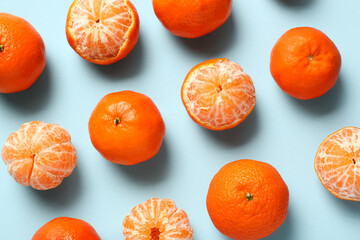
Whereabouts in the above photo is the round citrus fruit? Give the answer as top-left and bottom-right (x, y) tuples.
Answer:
(123, 198), (193, 239)
(66, 0), (140, 65)
(270, 27), (341, 100)
(181, 58), (256, 131)
(206, 159), (289, 240)
(32, 217), (101, 240)
(88, 91), (165, 165)
(1, 121), (77, 190)
(0, 13), (46, 93)
(152, 0), (232, 38)
(315, 127), (360, 201)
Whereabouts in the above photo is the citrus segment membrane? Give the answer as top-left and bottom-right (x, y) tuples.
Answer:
(315, 127), (360, 201)
(182, 59), (256, 130)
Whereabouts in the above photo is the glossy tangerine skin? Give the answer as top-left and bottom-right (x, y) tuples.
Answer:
(32, 217), (101, 240)
(270, 27), (341, 100)
(0, 13), (46, 93)
(207, 160), (289, 240)
(153, 0), (232, 38)
(88, 91), (165, 165)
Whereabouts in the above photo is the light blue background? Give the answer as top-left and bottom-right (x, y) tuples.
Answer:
(1, 0), (360, 239)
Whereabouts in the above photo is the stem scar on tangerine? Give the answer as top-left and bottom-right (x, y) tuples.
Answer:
(245, 193), (254, 201)
(114, 117), (121, 125)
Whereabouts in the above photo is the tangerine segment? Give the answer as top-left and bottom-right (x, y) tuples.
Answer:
(123, 198), (193, 240)
(181, 58), (256, 130)
(66, 0), (139, 65)
(1, 121), (77, 190)
(315, 127), (360, 201)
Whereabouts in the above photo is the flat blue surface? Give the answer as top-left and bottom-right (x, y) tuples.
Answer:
(1, 0), (360, 239)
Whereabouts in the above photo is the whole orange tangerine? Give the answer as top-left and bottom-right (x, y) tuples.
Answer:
(0, 13), (46, 93)
(32, 217), (101, 240)
(88, 91), (165, 165)
(152, 0), (232, 38)
(270, 27), (341, 100)
(207, 159), (289, 240)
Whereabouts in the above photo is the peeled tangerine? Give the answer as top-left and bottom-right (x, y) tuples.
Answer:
(66, 0), (140, 65)
(123, 198), (193, 240)
(1, 121), (77, 190)
(181, 58), (256, 131)
(315, 127), (360, 201)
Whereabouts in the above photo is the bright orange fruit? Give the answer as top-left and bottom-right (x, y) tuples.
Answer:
(0, 13), (46, 93)
(88, 91), (165, 165)
(207, 160), (289, 240)
(32, 217), (101, 240)
(270, 27), (341, 100)
(1, 121), (77, 190)
(66, 0), (139, 65)
(315, 127), (360, 201)
(153, 0), (232, 38)
(181, 58), (256, 131)
(123, 198), (193, 239)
